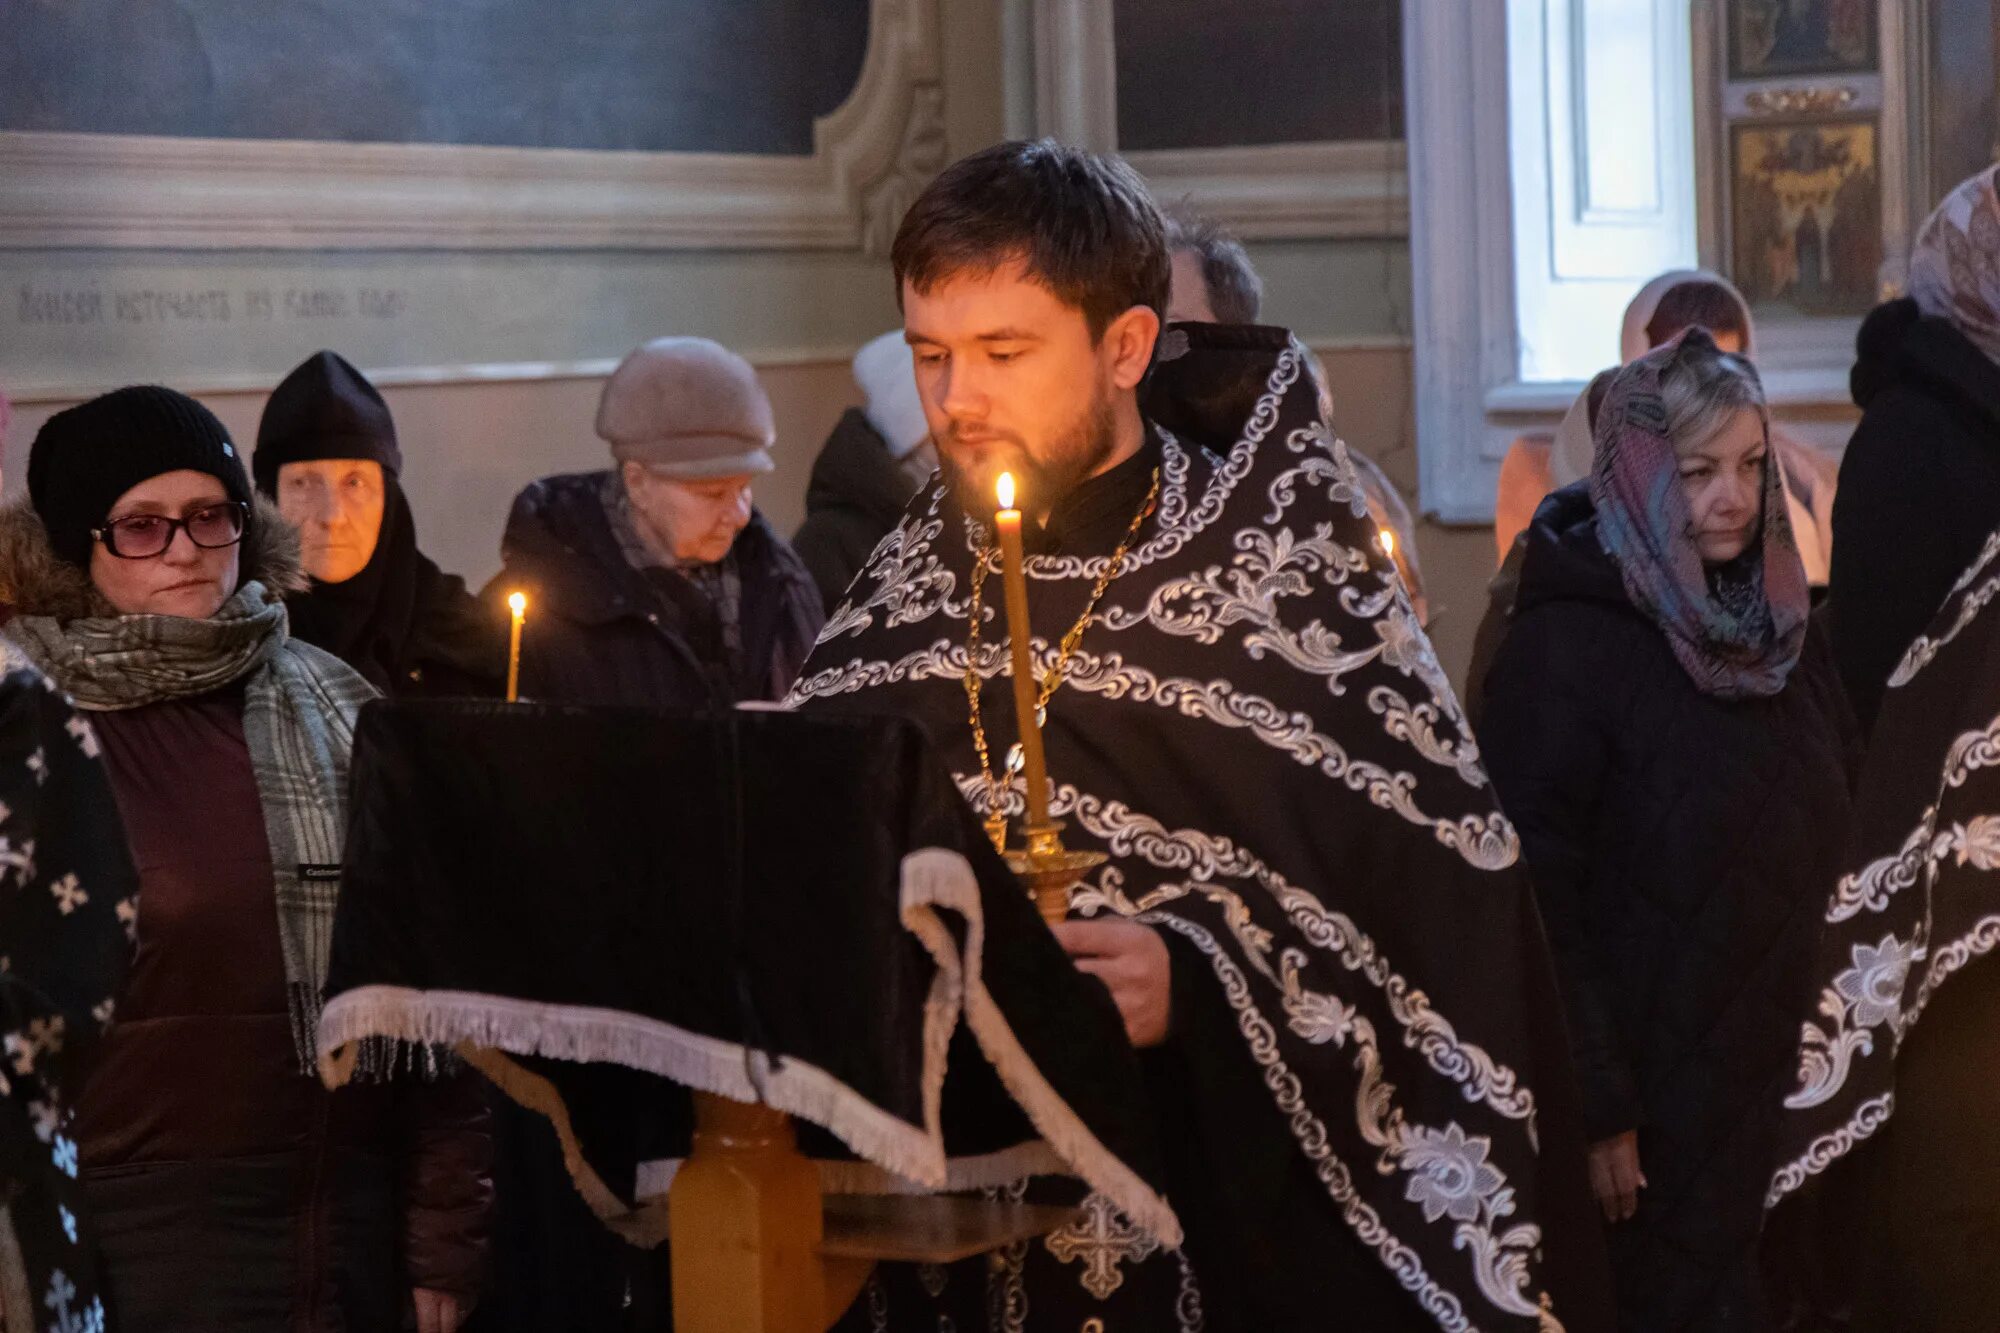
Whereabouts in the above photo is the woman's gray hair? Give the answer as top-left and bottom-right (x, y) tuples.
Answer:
(1658, 334), (1767, 456)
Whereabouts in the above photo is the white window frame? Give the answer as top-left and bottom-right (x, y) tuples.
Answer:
(1409, 0), (1928, 523)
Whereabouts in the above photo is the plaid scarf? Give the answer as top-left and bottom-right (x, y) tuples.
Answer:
(9, 582), (378, 1071)
(605, 471), (747, 674)
(1591, 330), (1809, 699)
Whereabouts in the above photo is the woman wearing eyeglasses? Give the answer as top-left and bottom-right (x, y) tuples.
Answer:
(0, 386), (491, 1333)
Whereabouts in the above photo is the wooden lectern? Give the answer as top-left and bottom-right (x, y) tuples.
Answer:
(315, 702), (1180, 1331)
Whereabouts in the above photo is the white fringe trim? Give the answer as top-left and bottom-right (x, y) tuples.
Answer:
(899, 848), (1184, 1249)
(319, 982), (958, 1192)
(316, 846), (1180, 1248)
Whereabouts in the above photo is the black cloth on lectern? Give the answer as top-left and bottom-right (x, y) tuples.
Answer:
(320, 700), (1171, 1221)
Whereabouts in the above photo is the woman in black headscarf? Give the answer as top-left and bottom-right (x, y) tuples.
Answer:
(254, 352), (503, 697)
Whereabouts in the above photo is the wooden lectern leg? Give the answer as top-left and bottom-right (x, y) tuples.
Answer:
(821, 1254), (877, 1330)
(670, 1092), (858, 1333)
(667, 1095), (1083, 1330)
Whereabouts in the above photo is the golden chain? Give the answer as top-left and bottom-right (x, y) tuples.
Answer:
(964, 467), (1162, 844)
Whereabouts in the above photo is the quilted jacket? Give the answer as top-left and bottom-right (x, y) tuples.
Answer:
(1478, 483), (1855, 1332)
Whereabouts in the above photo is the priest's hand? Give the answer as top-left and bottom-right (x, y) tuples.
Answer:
(1052, 919), (1172, 1049)
(1586, 1131), (1645, 1223)
(413, 1289), (463, 1333)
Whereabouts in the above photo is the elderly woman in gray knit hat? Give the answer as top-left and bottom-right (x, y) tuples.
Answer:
(489, 336), (823, 709)
(0, 385), (492, 1333)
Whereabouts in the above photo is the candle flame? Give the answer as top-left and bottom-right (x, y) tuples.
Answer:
(1379, 529), (1395, 560)
(996, 472), (1016, 511)
(507, 591), (527, 617)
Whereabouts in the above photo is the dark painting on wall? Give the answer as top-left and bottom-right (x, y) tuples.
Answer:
(1728, 0), (1878, 80)
(0, 0), (870, 155)
(1112, 0), (1402, 151)
(1730, 118), (1883, 316)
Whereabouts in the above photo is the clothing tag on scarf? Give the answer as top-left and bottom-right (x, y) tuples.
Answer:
(298, 863), (342, 883)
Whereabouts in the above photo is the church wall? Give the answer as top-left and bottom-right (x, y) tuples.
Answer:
(3, 0), (1437, 677)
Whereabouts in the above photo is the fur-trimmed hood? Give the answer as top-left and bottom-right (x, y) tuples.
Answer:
(0, 493), (306, 620)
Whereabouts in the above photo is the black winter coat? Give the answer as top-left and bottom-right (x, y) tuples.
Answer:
(1478, 484), (1854, 1333)
(490, 471), (823, 709)
(1827, 298), (2000, 733)
(366, 559), (505, 699)
(791, 408), (926, 614)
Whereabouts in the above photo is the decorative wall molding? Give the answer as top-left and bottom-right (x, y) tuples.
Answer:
(5, 335), (1413, 408)
(4, 348), (863, 406)
(1030, 0), (1407, 239)
(1405, 0), (1519, 524)
(1692, 0), (1730, 269)
(1740, 85), (1863, 117)
(858, 82), (951, 256)
(1128, 140), (1408, 240)
(1033, 0), (1117, 151)
(0, 0), (942, 252)
(1876, 1), (1925, 296)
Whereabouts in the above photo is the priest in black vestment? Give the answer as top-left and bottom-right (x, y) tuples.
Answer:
(790, 140), (1612, 1333)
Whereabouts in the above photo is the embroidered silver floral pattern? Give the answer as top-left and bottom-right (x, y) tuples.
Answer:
(1402, 1124), (1508, 1226)
(1889, 511), (2000, 687)
(1145, 913), (1562, 1333)
(817, 504), (959, 643)
(1837, 935), (1918, 1029)
(1768, 1093), (1895, 1207)
(1045, 784), (1537, 1132)
(1787, 934), (1918, 1111)
(1829, 818), (1944, 924)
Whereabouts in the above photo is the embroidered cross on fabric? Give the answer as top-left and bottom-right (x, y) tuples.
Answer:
(48, 873), (86, 916)
(1043, 1192), (1160, 1301)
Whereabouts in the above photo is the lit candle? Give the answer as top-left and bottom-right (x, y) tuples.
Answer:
(506, 591), (527, 703)
(993, 473), (1051, 830)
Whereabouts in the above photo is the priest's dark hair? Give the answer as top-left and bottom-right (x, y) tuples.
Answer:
(1164, 204), (1263, 324)
(891, 138), (1170, 340)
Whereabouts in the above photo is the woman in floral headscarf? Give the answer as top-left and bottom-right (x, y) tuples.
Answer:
(1828, 164), (2000, 733)
(1479, 330), (1855, 1331)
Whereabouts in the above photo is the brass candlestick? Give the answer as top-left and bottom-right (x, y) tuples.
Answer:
(1003, 821), (1106, 927)
(985, 472), (1104, 925)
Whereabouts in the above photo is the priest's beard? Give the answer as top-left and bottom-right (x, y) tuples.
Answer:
(939, 379), (1119, 520)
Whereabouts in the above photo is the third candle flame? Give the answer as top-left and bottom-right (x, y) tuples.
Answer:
(996, 471), (1016, 512)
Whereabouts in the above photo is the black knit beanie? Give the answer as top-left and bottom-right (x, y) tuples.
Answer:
(29, 385), (254, 567)
(253, 351), (402, 494)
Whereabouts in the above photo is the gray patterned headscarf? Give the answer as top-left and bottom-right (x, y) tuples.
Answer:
(1910, 164), (2000, 367)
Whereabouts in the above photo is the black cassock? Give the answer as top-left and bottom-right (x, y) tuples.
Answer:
(0, 647), (138, 1333)
(1769, 525), (2000, 1326)
(793, 325), (1613, 1333)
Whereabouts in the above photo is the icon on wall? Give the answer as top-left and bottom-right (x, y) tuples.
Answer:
(1730, 118), (1883, 315)
(1729, 0), (1878, 80)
